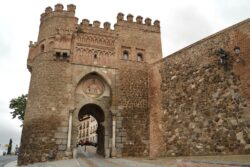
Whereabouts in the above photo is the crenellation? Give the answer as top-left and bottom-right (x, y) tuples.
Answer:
(67, 4), (76, 13)
(45, 6), (52, 13)
(115, 13), (160, 33)
(127, 14), (134, 22)
(153, 20), (160, 27)
(136, 16), (143, 24)
(93, 20), (101, 28)
(81, 19), (90, 27)
(144, 18), (152, 26)
(40, 4), (76, 22)
(79, 19), (116, 33)
(103, 22), (111, 30)
(54, 3), (64, 12)
(29, 41), (34, 47)
(117, 12), (125, 21)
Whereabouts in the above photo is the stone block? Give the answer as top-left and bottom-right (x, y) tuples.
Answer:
(58, 144), (67, 151)
(116, 137), (122, 142)
(236, 132), (246, 144)
(57, 127), (68, 133)
(55, 132), (67, 139)
(62, 139), (67, 144)
(56, 139), (62, 144)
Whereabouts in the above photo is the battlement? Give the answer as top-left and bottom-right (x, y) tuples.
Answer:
(79, 19), (113, 30)
(77, 19), (116, 37)
(115, 12), (160, 32)
(40, 3), (76, 22)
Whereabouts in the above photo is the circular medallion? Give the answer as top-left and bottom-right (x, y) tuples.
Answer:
(83, 78), (104, 98)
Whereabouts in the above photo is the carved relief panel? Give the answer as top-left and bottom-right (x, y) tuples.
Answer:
(75, 73), (111, 100)
(82, 78), (104, 98)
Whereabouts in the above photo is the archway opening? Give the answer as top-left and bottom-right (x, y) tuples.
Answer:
(77, 104), (105, 156)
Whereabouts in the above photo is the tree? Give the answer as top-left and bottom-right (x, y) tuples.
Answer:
(9, 94), (27, 123)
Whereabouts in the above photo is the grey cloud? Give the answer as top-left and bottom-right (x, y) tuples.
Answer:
(212, 0), (250, 23)
(0, 119), (22, 149)
(171, 7), (213, 48)
(0, 126), (22, 149)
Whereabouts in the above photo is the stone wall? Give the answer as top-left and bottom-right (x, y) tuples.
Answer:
(116, 61), (150, 157)
(18, 52), (72, 165)
(149, 19), (250, 157)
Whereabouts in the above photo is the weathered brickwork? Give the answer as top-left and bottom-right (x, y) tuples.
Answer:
(19, 4), (162, 165)
(19, 3), (250, 165)
(19, 52), (72, 164)
(149, 19), (250, 157)
(118, 62), (149, 156)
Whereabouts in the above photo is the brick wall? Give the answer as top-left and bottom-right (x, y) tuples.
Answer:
(117, 61), (150, 156)
(18, 53), (72, 165)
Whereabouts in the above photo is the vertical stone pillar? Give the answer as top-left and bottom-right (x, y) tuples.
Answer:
(67, 109), (74, 151)
(111, 114), (117, 157)
(65, 108), (74, 157)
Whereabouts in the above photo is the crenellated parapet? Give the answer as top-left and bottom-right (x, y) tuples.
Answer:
(78, 19), (115, 35)
(30, 4), (162, 70)
(40, 3), (76, 22)
(115, 12), (160, 32)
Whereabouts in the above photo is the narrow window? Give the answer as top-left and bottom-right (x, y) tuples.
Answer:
(62, 52), (68, 58)
(137, 53), (143, 62)
(55, 52), (60, 58)
(94, 54), (97, 59)
(41, 44), (45, 52)
(123, 50), (129, 60)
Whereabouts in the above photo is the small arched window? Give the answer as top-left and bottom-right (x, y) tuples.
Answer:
(123, 50), (129, 60)
(137, 53), (143, 62)
(41, 44), (45, 52)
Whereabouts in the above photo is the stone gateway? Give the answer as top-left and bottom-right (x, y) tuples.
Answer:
(18, 3), (250, 165)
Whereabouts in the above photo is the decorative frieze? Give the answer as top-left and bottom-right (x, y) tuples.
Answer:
(76, 34), (115, 48)
(75, 46), (114, 57)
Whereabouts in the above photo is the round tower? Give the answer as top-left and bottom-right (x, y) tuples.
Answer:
(38, 3), (77, 42)
(19, 4), (78, 165)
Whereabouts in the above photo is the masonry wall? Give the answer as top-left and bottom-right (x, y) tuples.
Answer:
(149, 19), (250, 157)
(116, 61), (150, 157)
(19, 52), (72, 165)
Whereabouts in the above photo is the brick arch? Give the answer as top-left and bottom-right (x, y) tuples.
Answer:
(78, 103), (105, 123)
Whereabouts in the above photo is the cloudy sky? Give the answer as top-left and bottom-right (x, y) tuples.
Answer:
(0, 0), (249, 151)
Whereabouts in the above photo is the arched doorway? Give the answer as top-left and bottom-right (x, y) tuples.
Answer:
(78, 104), (105, 155)
(72, 71), (113, 158)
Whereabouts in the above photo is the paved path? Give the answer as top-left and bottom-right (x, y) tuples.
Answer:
(77, 146), (164, 167)
(4, 147), (166, 167)
(3, 147), (250, 167)
(0, 156), (17, 167)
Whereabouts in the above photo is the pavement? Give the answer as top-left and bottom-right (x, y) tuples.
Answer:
(3, 147), (250, 167)
(0, 155), (17, 167)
